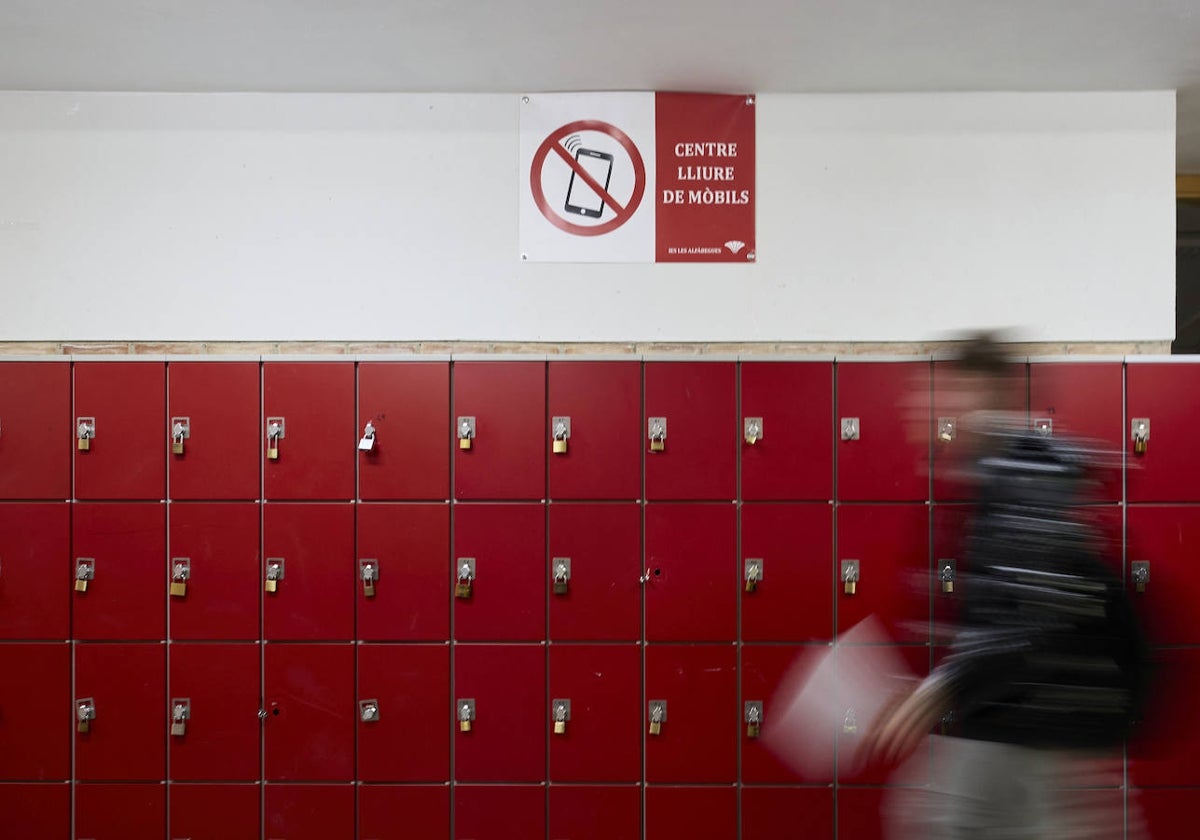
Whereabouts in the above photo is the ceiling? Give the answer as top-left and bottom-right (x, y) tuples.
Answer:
(3, 0), (1199, 170)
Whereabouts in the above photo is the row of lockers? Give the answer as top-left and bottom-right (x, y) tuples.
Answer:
(2, 358), (1199, 501)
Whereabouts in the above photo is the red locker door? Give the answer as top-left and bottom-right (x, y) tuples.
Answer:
(741, 503), (833, 643)
(75, 783), (165, 840)
(644, 361), (736, 500)
(741, 361), (834, 501)
(1130, 648), (1200, 787)
(168, 502), (260, 641)
(264, 644), (354, 782)
(836, 360), (930, 502)
(454, 785), (546, 840)
(837, 645), (930, 785)
(75, 643), (165, 782)
(1127, 361), (1200, 502)
(0, 503), (70, 639)
(263, 503), (354, 641)
(837, 786), (887, 840)
(265, 784), (355, 840)
(0, 783), (69, 839)
(741, 645), (826, 783)
(168, 644), (260, 781)
(742, 787), (833, 840)
(549, 785), (640, 840)
(356, 503), (449, 642)
(74, 361), (166, 501)
(0, 643), (70, 779)
(548, 503), (641, 642)
(167, 361), (260, 501)
(170, 784), (260, 840)
(646, 645), (737, 783)
(453, 504), (545, 642)
(0, 361), (70, 500)
(263, 362), (356, 501)
(454, 644), (546, 783)
(72, 503), (165, 641)
(645, 786), (737, 840)
(549, 644), (640, 782)
(360, 785), (450, 840)
(1138, 788), (1196, 840)
(453, 361), (546, 501)
(645, 504), (737, 642)
(358, 361), (450, 501)
(357, 644), (450, 782)
(1127, 506), (1200, 646)
(1029, 361), (1123, 501)
(547, 360), (642, 500)
(836, 504), (930, 644)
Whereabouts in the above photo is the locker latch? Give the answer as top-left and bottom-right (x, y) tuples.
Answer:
(265, 558), (285, 593)
(648, 417), (667, 453)
(74, 557), (95, 593)
(170, 416), (190, 456)
(266, 417), (285, 460)
(457, 416), (476, 450)
(745, 701), (763, 738)
(358, 421), (376, 452)
(457, 698), (476, 732)
(455, 557), (475, 599)
(552, 416), (571, 455)
(552, 699), (571, 735)
(76, 417), (96, 451)
(744, 558), (763, 593)
(648, 700), (667, 735)
(939, 559), (956, 595)
(744, 417), (763, 445)
(76, 697), (96, 733)
(359, 559), (379, 598)
(552, 557), (571, 596)
(841, 559), (860, 595)
(840, 417), (860, 441)
(170, 557), (191, 598)
(1131, 561), (1150, 593)
(171, 698), (190, 737)
(843, 707), (858, 735)
(937, 417), (956, 443)
(1131, 418), (1150, 455)
(359, 699), (380, 723)
(1033, 418), (1053, 437)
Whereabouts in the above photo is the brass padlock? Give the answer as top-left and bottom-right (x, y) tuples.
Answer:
(553, 580), (569, 596)
(939, 559), (956, 595)
(553, 438), (567, 454)
(77, 418), (94, 451)
(170, 559), (189, 598)
(648, 417), (666, 453)
(75, 559), (94, 593)
(458, 417), (475, 450)
(841, 560), (859, 596)
(458, 700), (474, 732)
(360, 560), (378, 598)
(75, 578), (89, 593)
(455, 559), (475, 599)
(454, 581), (472, 599)
(745, 559), (762, 594)
(552, 558), (570, 596)
(648, 701), (666, 736)
(170, 581), (187, 597)
(554, 719), (566, 734)
(552, 416), (571, 454)
(265, 578), (277, 593)
(266, 418), (284, 460)
(459, 437), (472, 451)
(78, 437), (91, 451)
(460, 718), (472, 732)
(649, 720), (661, 736)
(553, 700), (570, 735)
(172, 441), (184, 455)
(267, 445), (279, 460)
(745, 701), (763, 739)
(844, 580), (856, 596)
(1132, 418), (1150, 455)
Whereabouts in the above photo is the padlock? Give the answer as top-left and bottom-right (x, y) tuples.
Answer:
(551, 416), (571, 454)
(552, 557), (570, 596)
(744, 559), (762, 593)
(844, 580), (856, 596)
(172, 440), (184, 455)
(171, 418), (189, 455)
(458, 417), (475, 450)
(360, 560), (378, 598)
(841, 560), (859, 596)
(744, 417), (763, 446)
(648, 701), (666, 736)
(75, 578), (89, 593)
(745, 701), (763, 739)
(552, 700), (570, 735)
(171, 720), (187, 737)
(459, 437), (471, 450)
(649, 719), (661, 736)
(266, 418), (284, 460)
(265, 559), (283, 593)
(648, 417), (667, 453)
(267, 445), (279, 460)
(75, 559), (94, 593)
(170, 581), (187, 597)
(454, 581), (472, 598)
(554, 718), (566, 734)
(265, 578), (278, 593)
(170, 698), (189, 737)
(939, 559), (956, 595)
(76, 699), (95, 734)
(553, 438), (567, 454)
(843, 708), (858, 735)
(170, 559), (190, 598)
(460, 717), (472, 732)
(1132, 561), (1150, 593)
(1132, 418), (1150, 455)
(78, 436), (91, 451)
(458, 700), (474, 732)
(455, 559), (475, 599)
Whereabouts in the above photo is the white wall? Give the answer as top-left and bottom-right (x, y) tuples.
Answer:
(0, 91), (1176, 343)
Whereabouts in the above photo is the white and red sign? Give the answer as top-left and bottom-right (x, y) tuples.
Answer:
(519, 92), (755, 263)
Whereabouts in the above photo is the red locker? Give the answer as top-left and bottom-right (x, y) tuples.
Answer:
(454, 644), (546, 783)
(741, 504), (833, 643)
(0, 361), (70, 500)
(644, 361), (736, 500)
(74, 361), (166, 501)
(836, 786), (887, 840)
(0, 643), (70, 779)
(645, 786), (737, 840)
(356, 503), (449, 642)
(742, 645), (827, 783)
(357, 644), (450, 782)
(168, 502), (260, 641)
(359, 785), (450, 840)
(0, 503), (70, 639)
(264, 643), (355, 782)
(72, 502), (166, 641)
(549, 644), (641, 782)
(645, 645), (737, 784)
(1138, 788), (1196, 840)
(548, 503), (641, 642)
(75, 643), (165, 782)
(549, 785), (640, 840)
(454, 785), (546, 840)
(741, 787), (833, 840)
(263, 362), (356, 501)
(453, 361), (546, 501)
(169, 783), (260, 840)
(357, 361), (450, 501)
(0, 782), (69, 839)
(547, 360), (642, 500)
(836, 360), (930, 502)
(1029, 361), (1123, 501)
(75, 783), (165, 840)
(263, 503), (354, 641)
(265, 784), (355, 840)
(1129, 648), (1200, 787)
(740, 361), (834, 501)
(645, 504), (737, 642)
(837, 645), (930, 785)
(167, 361), (260, 500)
(836, 504), (930, 644)
(1127, 361), (1200, 502)
(453, 504), (546, 643)
(1127, 506), (1200, 645)
(168, 644), (260, 781)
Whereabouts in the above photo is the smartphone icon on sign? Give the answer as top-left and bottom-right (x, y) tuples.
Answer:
(564, 148), (614, 218)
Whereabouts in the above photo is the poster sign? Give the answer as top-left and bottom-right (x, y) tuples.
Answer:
(519, 92), (755, 263)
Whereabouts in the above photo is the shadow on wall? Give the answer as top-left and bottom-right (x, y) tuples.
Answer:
(1177, 199), (1200, 354)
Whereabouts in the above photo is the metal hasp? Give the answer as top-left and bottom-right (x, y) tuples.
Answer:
(171, 698), (190, 736)
(840, 417), (860, 441)
(841, 559), (860, 595)
(552, 416), (571, 454)
(455, 557), (475, 599)
(938, 558), (956, 594)
(359, 699), (380, 723)
(457, 416), (476, 450)
(648, 417), (667, 452)
(744, 558), (763, 593)
(552, 557), (571, 595)
(552, 698), (571, 735)
(1131, 418), (1150, 455)
(648, 699), (667, 735)
(359, 558), (379, 597)
(457, 698), (476, 732)
(744, 417), (763, 445)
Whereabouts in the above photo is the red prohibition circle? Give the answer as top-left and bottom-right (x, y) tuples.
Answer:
(530, 119), (646, 237)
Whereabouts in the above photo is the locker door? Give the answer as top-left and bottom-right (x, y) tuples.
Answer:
(548, 503), (641, 642)
(358, 361), (450, 501)
(741, 645), (826, 783)
(742, 787), (833, 840)
(0, 783), (69, 839)
(75, 783), (165, 840)
(1139, 788), (1197, 840)
(454, 785), (546, 840)
(836, 786), (887, 840)
(836, 504), (930, 644)
(454, 644), (546, 783)
(168, 502), (260, 641)
(452, 504), (545, 642)
(0, 361), (70, 500)
(547, 360), (642, 500)
(0, 503), (70, 640)
(167, 361), (260, 500)
(1129, 648), (1200, 787)
(263, 503), (354, 641)
(75, 643), (165, 782)
(645, 645), (737, 783)
(265, 784), (355, 840)
(644, 361), (736, 500)
(645, 503), (737, 642)
(741, 503), (833, 643)
(645, 786), (737, 840)
(1127, 361), (1200, 502)
(263, 362), (356, 500)
(1127, 506), (1200, 645)
(264, 643), (355, 782)
(74, 361), (166, 501)
(549, 785), (641, 840)
(453, 361), (546, 501)
(356, 503), (449, 642)
(836, 361), (930, 502)
(168, 644), (260, 781)
(169, 783), (260, 840)
(740, 361), (834, 501)
(549, 644), (641, 782)
(837, 644), (930, 785)
(357, 644), (450, 782)
(1029, 361), (1123, 501)
(72, 503), (166, 641)
(0, 643), (70, 779)
(359, 785), (450, 840)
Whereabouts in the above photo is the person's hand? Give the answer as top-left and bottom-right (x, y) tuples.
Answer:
(861, 677), (951, 766)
